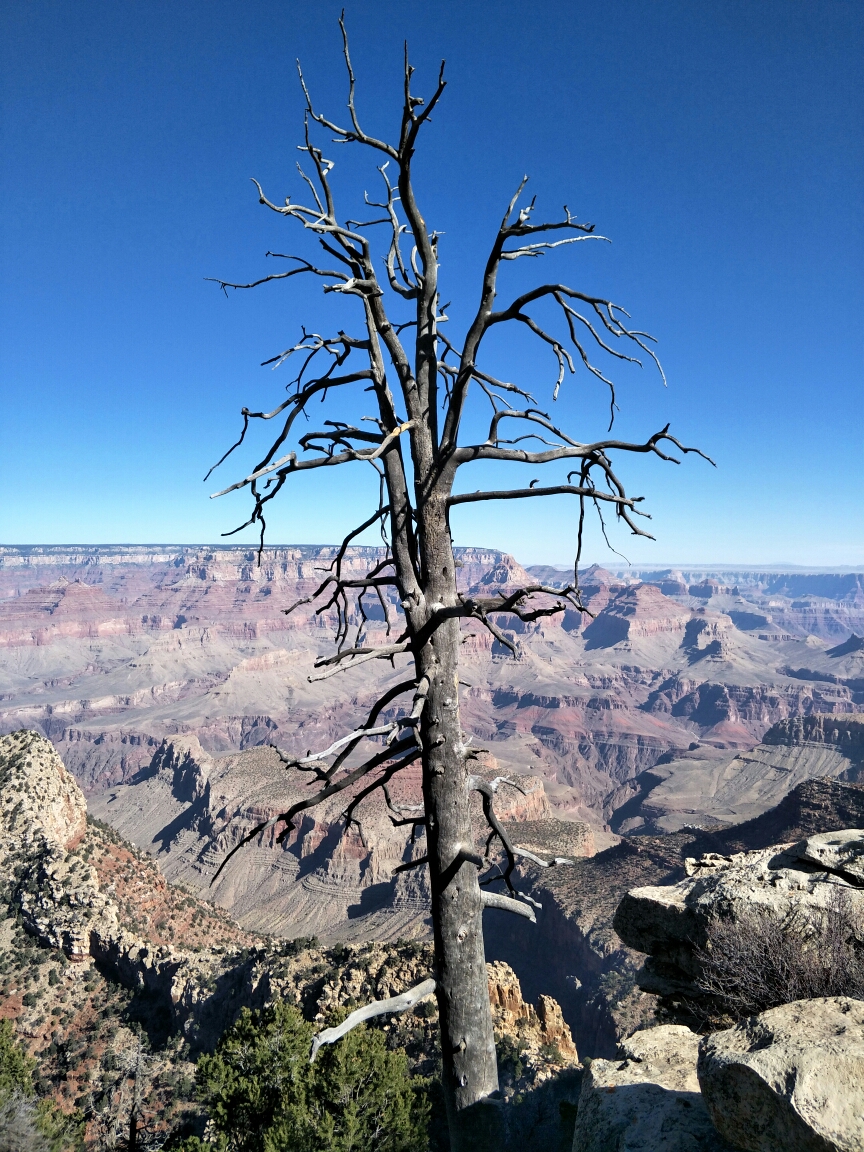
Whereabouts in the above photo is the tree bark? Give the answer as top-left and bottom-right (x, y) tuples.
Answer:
(207, 26), (707, 1146)
(415, 501), (501, 1148)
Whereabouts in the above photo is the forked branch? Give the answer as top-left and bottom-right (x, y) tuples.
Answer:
(468, 775), (575, 911)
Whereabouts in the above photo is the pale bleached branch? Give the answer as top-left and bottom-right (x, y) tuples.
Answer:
(481, 891), (536, 922)
(309, 977), (437, 1063)
(513, 846), (575, 868)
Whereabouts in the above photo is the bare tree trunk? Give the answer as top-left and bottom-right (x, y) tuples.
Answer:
(205, 17), (710, 1148)
(417, 509), (501, 1143)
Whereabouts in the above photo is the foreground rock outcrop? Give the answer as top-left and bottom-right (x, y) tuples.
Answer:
(613, 830), (864, 1009)
(572, 1024), (733, 1151)
(1, 728), (585, 1149)
(0, 729), (273, 1049)
(698, 997), (864, 1152)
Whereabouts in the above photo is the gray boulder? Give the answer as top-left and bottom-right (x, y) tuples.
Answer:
(572, 1024), (733, 1150)
(613, 837), (864, 1003)
(798, 830), (864, 885)
(698, 997), (864, 1151)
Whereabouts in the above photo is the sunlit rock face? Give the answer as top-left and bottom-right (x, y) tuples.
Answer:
(1, 545), (862, 861)
(698, 998), (864, 1152)
(573, 1024), (735, 1152)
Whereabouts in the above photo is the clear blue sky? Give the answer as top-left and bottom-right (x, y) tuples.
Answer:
(1, 0), (862, 567)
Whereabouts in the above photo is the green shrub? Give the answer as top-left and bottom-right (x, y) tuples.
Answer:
(0, 1019), (83, 1151)
(183, 1001), (429, 1152)
(0, 1019), (36, 1099)
(495, 1034), (526, 1083)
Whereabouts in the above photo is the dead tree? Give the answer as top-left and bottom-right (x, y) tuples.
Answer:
(206, 18), (711, 1148)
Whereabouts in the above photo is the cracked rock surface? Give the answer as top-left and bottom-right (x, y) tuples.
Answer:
(613, 834), (864, 1002)
(698, 997), (864, 1152)
(572, 1024), (733, 1151)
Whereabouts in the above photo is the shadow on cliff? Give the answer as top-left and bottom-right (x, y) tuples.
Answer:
(151, 796), (208, 853)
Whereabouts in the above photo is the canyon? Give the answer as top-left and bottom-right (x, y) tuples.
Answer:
(0, 729), (584, 1150)
(2, 544), (863, 1062)
(2, 545), (862, 827)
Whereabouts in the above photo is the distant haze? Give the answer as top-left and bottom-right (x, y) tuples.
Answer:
(1, 545), (861, 578)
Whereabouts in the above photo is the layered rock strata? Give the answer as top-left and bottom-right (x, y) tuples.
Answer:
(88, 734), (585, 943)
(3, 545), (863, 835)
(1, 730), (581, 1073)
(613, 714), (864, 835)
(488, 960), (578, 1066)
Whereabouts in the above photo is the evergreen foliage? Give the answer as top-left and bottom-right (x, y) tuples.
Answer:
(0, 1019), (36, 1100)
(0, 1020), (83, 1152)
(180, 1002), (430, 1152)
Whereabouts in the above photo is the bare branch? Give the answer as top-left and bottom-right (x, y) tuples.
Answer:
(468, 774), (571, 910)
(274, 723), (399, 771)
(513, 846), (575, 868)
(203, 410), (250, 482)
(383, 782), (426, 831)
(392, 854), (429, 874)
(309, 977), (437, 1062)
(500, 234), (609, 260)
(210, 736), (420, 885)
(481, 891), (536, 922)
(454, 425), (715, 475)
(341, 748), (422, 826)
(314, 679), (419, 783)
(280, 677), (426, 779)
(308, 640), (412, 681)
(449, 483), (641, 512)
(469, 611), (518, 655)
(205, 251), (348, 293)
(296, 16), (398, 160)
(210, 421), (414, 499)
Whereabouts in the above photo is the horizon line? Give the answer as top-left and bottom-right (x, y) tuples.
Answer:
(0, 543), (862, 574)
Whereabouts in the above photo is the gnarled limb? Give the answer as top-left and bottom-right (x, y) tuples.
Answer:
(513, 846), (574, 868)
(341, 748), (422, 827)
(308, 640), (412, 681)
(468, 775), (575, 908)
(392, 854), (429, 874)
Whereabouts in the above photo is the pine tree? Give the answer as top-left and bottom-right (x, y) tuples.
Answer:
(182, 1002), (429, 1152)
